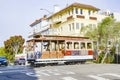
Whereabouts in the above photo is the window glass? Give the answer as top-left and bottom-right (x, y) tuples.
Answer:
(81, 42), (85, 49)
(76, 23), (79, 30)
(88, 10), (91, 15)
(66, 42), (72, 49)
(93, 24), (96, 27)
(61, 27), (63, 31)
(72, 8), (74, 14)
(72, 23), (74, 30)
(59, 42), (65, 50)
(89, 24), (92, 27)
(80, 9), (83, 14)
(69, 24), (71, 31)
(75, 8), (78, 14)
(81, 23), (84, 27)
(87, 43), (92, 49)
(68, 10), (70, 15)
(74, 42), (79, 49)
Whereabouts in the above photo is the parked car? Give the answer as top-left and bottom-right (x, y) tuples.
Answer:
(14, 58), (26, 65)
(0, 56), (8, 66)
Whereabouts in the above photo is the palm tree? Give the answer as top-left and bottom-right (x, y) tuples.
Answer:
(82, 17), (115, 63)
(80, 17), (120, 63)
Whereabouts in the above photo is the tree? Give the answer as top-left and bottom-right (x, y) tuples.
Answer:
(0, 47), (11, 61)
(0, 47), (6, 56)
(4, 35), (25, 61)
(98, 17), (114, 63)
(83, 17), (117, 63)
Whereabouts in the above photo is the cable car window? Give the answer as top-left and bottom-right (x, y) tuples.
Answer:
(81, 42), (85, 49)
(87, 42), (92, 49)
(74, 42), (79, 49)
(66, 42), (72, 49)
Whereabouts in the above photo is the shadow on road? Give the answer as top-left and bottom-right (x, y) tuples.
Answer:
(0, 65), (39, 80)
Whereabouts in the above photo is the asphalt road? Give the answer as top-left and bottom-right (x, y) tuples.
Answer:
(0, 64), (120, 80)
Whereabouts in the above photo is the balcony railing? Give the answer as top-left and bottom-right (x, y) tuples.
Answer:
(89, 16), (97, 20)
(76, 15), (85, 19)
(67, 16), (73, 20)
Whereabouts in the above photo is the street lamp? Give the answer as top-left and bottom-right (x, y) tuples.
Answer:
(40, 8), (53, 14)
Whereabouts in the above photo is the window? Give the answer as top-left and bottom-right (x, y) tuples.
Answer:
(72, 8), (74, 14)
(66, 42), (72, 49)
(75, 8), (78, 14)
(81, 23), (84, 27)
(72, 23), (74, 30)
(68, 10), (70, 15)
(88, 10), (91, 15)
(93, 24), (96, 27)
(87, 43), (92, 49)
(74, 42), (79, 49)
(60, 14), (62, 18)
(81, 42), (85, 49)
(61, 27), (63, 31)
(80, 9), (83, 14)
(59, 42), (65, 50)
(89, 24), (92, 27)
(69, 24), (71, 31)
(76, 23), (79, 30)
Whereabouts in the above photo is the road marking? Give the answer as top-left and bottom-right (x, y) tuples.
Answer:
(0, 71), (3, 73)
(88, 73), (120, 80)
(62, 77), (78, 80)
(44, 69), (61, 75)
(98, 73), (120, 78)
(66, 71), (75, 74)
(26, 69), (76, 78)
(26, 71), (50, 77)
(7, 66), (25, 69)
(26, 72), (41, 77)
(88, 75), (109, 80)
(0, 70), (27, 73)
(53, 73), (61, 75)
(38, 72), (50, 76)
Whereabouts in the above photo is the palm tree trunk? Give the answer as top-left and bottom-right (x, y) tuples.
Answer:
(101, 34), (109, 63)
(101, 51), (108, 63)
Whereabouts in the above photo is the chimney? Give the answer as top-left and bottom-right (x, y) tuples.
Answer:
(54, 5), (60, 13)
(42, 15), (47, 20)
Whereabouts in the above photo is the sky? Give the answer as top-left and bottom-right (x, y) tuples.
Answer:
(0, 0), (120, 47)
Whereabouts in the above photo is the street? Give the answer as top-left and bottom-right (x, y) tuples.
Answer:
(0, 64), (120, 80)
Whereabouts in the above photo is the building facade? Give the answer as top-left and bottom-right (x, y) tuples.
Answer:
(29, 2), (107, 38)
(112, 12), (120, 22)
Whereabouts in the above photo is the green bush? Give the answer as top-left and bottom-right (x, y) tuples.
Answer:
(95, 50), (114, 63)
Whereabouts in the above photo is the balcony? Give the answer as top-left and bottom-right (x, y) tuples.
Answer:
(76, 15), (85, 19)
(89, 16), (97, 20)
(67, 16), (73, 20)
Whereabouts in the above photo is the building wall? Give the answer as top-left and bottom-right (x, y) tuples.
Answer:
(29, 3), (108, 37)
(48, 6), (106, 36)
(113, 12), (120, 22)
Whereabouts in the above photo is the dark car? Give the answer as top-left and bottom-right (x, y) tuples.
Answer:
(0, 56), (8, 66)
(14, 58), (26, 65)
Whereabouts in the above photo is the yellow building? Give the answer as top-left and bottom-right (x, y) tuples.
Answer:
(29, 2), (107, 37)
